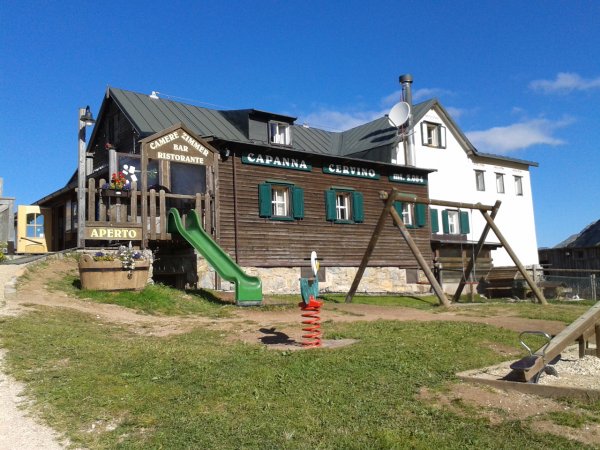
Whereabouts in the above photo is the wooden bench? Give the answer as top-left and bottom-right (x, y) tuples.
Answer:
(483, 267), (523, 298)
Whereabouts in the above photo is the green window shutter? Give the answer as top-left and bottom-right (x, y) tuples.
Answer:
(325, 190), (336, 221)
(415, 203), (426, 227)
(459, 211), (470, 234)
(292, 186), (304, 219)
(442, 210), (449, 234)
(430, 208), (439, 233)
(393, 201), (403, 220)
(352, 191), (364, 223)
(258, 183), (272, 218)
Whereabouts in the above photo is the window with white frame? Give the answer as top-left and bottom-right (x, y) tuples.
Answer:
(475, 170), (485, 191)
(335, 192), (352, 221)
(258, 181), (304, 220)
(496, 173), (505, 194)
(271, 185), (290, 217)
(421, 121), (446, 148)
(394, 201), (427, 229)
(401, 203), (414, 226)
(269, 121), (292, 146)
(447, 210), (460, 234)
(514, 175), (523, 196)
(325, 188), (364, 224)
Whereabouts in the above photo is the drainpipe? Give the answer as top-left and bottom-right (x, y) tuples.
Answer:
(400, 74), (416, 167)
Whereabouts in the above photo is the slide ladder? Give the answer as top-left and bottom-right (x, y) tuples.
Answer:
(167, 208), (262, 305)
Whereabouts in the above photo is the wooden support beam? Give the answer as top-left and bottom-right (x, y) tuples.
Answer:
(381, 191), (496, 212)
(389, 207), (452, 307)
(345, 189), (397, 303)
(452, 200), (501, 302)
(479, 209), (547, 305)
(520, 303), (600, 381)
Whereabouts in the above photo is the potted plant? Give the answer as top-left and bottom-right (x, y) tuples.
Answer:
(101, 171), (131, 197)
(78, 243), (150, 290)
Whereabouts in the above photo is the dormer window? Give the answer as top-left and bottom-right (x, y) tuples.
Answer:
(269, 121), (292, 146)
(421, 121), (446, 148)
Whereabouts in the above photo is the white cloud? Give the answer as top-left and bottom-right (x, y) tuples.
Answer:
(466, 117), (573, 154)
(381, 90), (402, 107)
(301, 88), (458, 131)
(300, 109), (387, 131)
(529, 72), (600, 94)
(444, 106), (465, 119)
(412, 87), (451, 101)
(381, 87), (452, 106)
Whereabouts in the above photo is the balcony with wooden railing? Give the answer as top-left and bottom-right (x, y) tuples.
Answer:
(84, 178), (212, 245)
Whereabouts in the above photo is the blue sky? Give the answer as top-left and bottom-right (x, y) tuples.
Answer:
(1, 0), (598, 247)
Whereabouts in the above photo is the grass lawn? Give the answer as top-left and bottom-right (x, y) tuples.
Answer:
(0, 307), (596, 449)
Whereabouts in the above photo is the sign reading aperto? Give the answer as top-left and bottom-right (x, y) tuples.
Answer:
(85, 226), (142, 240)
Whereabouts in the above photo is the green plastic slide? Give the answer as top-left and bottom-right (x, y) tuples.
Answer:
(167, 208), (262, 305)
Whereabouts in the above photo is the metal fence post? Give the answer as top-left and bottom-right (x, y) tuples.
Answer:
(592, 274), (597, 302)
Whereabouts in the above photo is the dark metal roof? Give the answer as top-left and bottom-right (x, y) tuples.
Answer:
(108, 88), (247, 142)
(106, 88), (537, 168)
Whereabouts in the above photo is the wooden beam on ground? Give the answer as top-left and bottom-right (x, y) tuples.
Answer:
(520, 302), (600, 381)
(345, 189), (397, 303)
(479, 209), (547, 305)
(453, 200), (501, 302)
(389, 206), (452, 307)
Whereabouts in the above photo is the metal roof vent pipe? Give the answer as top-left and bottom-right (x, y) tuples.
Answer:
(399, 74), (416, 167)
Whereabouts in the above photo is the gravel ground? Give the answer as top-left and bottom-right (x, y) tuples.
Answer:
(537, 345), (600, 389)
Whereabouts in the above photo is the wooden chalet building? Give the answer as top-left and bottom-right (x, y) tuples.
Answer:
(37, 87), (436, 294)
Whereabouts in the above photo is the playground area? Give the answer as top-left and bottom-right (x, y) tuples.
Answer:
(1, 256), (600, 448)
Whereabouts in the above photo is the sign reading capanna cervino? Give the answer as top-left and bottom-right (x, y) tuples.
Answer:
(323, 163), (379, 180)
(242, 152), (312, 171)
(389, 173), (427, 185)
(147, 130), (213, 165)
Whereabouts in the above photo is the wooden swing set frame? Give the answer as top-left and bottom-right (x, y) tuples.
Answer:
(345, 188), (547, 306)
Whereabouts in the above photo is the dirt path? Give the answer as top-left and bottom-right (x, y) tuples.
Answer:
(1, 257), (598, 447)
(0, 262), (68, 450)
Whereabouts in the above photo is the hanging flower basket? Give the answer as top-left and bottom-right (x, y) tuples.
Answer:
(78, 246), (149, 291)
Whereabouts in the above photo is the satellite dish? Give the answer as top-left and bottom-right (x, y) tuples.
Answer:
(388, 102), (410, 127)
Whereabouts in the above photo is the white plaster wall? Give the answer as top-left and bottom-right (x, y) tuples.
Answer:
(411, 109), (539, 267)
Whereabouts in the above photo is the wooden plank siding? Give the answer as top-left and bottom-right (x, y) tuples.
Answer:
(217, 150), (433, 268)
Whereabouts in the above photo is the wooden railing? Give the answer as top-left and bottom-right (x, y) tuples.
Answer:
(85, 178), (212, 242)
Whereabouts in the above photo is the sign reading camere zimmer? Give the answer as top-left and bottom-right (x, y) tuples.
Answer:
(146, 130), (214, 165)
(85, 226), (142, 240)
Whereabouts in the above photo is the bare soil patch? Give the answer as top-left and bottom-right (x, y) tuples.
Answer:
(419, 383), (600, 446)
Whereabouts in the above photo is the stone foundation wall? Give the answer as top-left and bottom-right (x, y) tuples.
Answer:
(195, 256), (431, 295)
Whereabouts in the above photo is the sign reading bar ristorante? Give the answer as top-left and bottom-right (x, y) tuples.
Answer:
(146, 129), (213, 165)
(323, 163), (379, 180)
(242, 152), (312, 171)
(389, 173), (427, 185)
